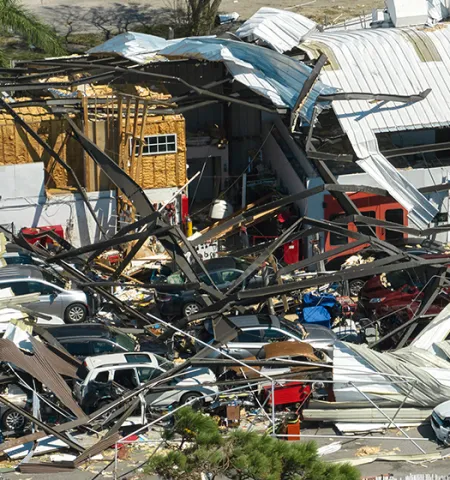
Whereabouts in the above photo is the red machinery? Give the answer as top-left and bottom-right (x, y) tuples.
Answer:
(264, 382), (311, 408)
(21, 225), (64, 247)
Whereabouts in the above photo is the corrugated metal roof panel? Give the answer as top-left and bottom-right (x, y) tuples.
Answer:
(303, 25), (450, 133)
(300, 25), (450, 226)
(160, 37), (336, 122)
(236, 7), (317, 53)
(88, 32), (171, 64)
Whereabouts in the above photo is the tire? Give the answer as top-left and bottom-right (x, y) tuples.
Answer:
(95, 400), (117, 425)
(64, 303), (87, 324)
(349, 279), (366, 297)
(182, 302), (201, 317)
(2, 409), (26, 432)
(180, 392), (203, 406)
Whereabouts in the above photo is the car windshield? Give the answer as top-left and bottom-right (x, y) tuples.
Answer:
(386, 267), (432, 290)
(279, 320), (305, 339)
(111, 329), (136, 351)
(167, 272), (186, 285)
(153, 353), (174, 371)
(41, 270), (66, 289)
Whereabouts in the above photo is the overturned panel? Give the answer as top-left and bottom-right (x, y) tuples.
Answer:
(160, 37), (336, 123)
(236, 7), (317, 53)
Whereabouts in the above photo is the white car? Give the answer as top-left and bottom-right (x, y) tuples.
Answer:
(432, 400), (450, 445)
(74, 352), (219, 411)
(0, 308), (64, 333)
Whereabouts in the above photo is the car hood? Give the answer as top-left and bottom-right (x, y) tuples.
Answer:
(434, 400), (450, 419)
(175, 367), (216, 385)
(360, 276), (390, 300)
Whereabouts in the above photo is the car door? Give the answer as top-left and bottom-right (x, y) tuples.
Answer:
(223, 329), (264, 358)
(60, 340), (92, 360)
(23, 281), (64, 318)
(113, 368), (140, 391)
(136, 366), (173, 406)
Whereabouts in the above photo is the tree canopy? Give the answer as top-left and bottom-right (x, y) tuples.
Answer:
(0, 0), (65, 64)
(145, 407), (360, 480)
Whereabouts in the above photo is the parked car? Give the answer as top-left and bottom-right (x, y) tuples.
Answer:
(74, 352), (218, 413)
(0, 265), (91, 323)
(43, 323), (167, 359)
(357, 264), (450, 343)
(0, 381), (29, 433)
(432, 400), (450, 445)
(157, 257), (272, 318)
(200, 314), (336, 360)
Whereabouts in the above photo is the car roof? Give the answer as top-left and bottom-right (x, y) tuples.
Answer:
(44, 323), (113, 338)
(85, 352), (158, 371)
(228, 315), (281, 329)
(0, 265), (44, 281)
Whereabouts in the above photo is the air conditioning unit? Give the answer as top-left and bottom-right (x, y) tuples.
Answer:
(386, 0), (428, 27)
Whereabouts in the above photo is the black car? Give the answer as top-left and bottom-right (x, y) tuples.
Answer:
(156, 258), (272, 318)
(43, 324), (167, 358)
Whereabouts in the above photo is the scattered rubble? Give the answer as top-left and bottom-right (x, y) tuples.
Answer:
(2, 1), (450, 477)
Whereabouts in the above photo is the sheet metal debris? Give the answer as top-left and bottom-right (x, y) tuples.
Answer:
(3, 9), (450, 475)
(236, 7), (318, 53)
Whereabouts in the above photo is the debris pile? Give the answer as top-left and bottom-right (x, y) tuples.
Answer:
(2, 2), (450, 474)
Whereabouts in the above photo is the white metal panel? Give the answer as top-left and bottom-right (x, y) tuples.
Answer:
(236, 7), (317, 53)
(160, 37), (336, 123)
(300, 25), (450, 226)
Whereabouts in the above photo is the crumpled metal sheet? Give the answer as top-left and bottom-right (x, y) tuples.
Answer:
(357, 153), (438, 228)
(0, 338), (83, 417)
(334, 341), (450, 407)
(236, 7), (317, 53)
(300, 25), (450, 226)
(88, 32), (172, 64)
(160, 37), (336, 122)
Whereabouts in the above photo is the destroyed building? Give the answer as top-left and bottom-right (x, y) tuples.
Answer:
(3, 0), (450, 476)
(0, 81), (187, 245)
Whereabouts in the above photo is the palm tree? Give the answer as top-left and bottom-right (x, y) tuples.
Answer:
(0, 0), (65, 65)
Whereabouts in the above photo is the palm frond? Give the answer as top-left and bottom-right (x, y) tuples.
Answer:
(0, 0), (65, 55)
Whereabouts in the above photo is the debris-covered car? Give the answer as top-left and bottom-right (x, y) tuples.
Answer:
(74, 352), (218, 412)
(200, 314), (335, 360)
(43, 323), (167, 358)
(0, 265), (91, 323)
(358, 265), (450, 339)
(157, 257), (273, 317)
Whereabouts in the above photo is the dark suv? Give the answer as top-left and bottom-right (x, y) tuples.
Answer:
(156, 257), (272, 318)
(43, 324), (166, 358)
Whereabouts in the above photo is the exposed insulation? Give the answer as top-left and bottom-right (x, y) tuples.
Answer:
(0, 108), (83, 189)
(119, 114), (187, 189)
(0, 88), (186, 192)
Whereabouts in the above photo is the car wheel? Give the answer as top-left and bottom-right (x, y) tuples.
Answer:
(64, 303), (87, 323)
(183, 302), (201, 317)
(2, 409), (26, 432)
(95, 400), (117, 425)
(349, 279), (366, 297)
(180, 392), (203, 406)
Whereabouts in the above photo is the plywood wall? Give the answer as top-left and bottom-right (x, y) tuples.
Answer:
(119, 113), (187, 189)
(0, 112), (84, 189)
(0, 103), (187, 193)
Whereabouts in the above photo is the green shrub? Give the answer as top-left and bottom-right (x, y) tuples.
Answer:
(145, 407), (360, 480)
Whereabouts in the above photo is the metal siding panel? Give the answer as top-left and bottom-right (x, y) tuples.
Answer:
(236, 7), (317, 53)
